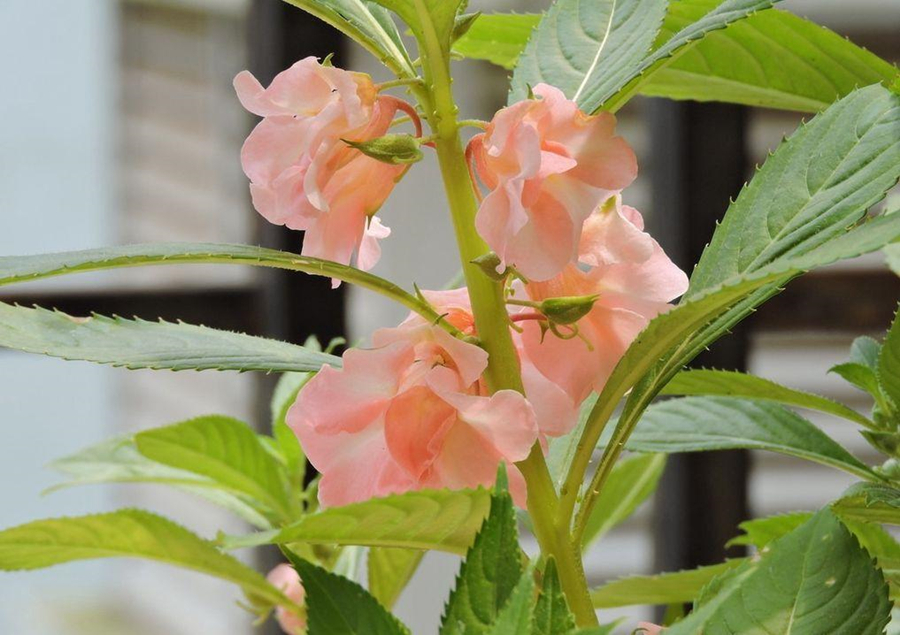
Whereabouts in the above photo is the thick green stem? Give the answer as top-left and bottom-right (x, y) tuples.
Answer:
(412, 2), (597, 624)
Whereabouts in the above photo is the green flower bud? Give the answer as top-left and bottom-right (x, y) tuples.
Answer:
(344, 134), (423, 165)
(539, 294), (600, 325)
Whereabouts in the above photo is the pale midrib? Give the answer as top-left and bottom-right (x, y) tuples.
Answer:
(573, 0), (617, 101)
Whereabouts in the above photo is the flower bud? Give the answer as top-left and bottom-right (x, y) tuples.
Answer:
(344, 134), (423, 165)
(539, 294), (600, 325)
(471, 252), (510, 281)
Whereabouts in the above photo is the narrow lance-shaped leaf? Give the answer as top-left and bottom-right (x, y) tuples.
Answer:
(281, 0), (414, 77)
(509, 0), (668, 110)
(47, 437), (271, 529)
(618, 396), (878, 481)
(0, 509), (290, 609)
(486, 568), (535, 635)
(878, 308), (900, 410)
(367, 0), (463, 48)
(665, 510), (891, 635)
(135, 416), (293, 520)
(590, 560), (743, 609)
(441, 477), (523, 635)
(661, 368), (875, 428)
(0, 303), (340, 373)
(639, 3), (898, 112)
(0, 243), (455, 334)
(291, 555), (411, 635)
(688, 84), (900, 298)
(581, 453), (665, 549)
(600, 0), (780, 112)
(222, 488), (490, 555)
(533, 559), (575, 635)
(833, 482), (900, 525)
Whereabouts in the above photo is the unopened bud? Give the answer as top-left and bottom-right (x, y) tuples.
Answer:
(540, 294), (599, 325)
(453, 12), (481, 42)
(344, 134), (423, 165)
(471, 252), (509, 281)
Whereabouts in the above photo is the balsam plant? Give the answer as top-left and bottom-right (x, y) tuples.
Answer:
(1, 0), (899, 633)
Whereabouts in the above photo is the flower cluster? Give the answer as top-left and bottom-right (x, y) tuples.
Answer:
(236, 61), (687, 508)
(235, 57), (416, 272)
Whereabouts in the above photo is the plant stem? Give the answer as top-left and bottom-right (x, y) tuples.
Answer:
(411, 1), (597, 624)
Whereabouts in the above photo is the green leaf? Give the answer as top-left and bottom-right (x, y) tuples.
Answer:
(533, 559), (575, 635)
(590, 560), (743, 608)
(368, 0), (464, 47)
(688, 84), (900, 299)
(834, 482), (900, 525)
(640, 4), (898, 112)
(135, 416), (292, 520)
(292, 557), (410, 635)
(602, 0), (779, 112)
(830, 336), (883, 398)
(270, 372), (311, 479)
(281, 0), (415, 77)
(0, 509), (288, 608)
(367, 547), (424, 609)
(487, 568), (534, 635)
(0, 243), (452, 334)
(547, 393), (597, 490)
(879, 309), (900, 410)
(223, 488), (490, 555)
(581, 453), (665, 549)
(661, 369), (874, 428)
(509, 0), (668, 111)
(452, 13), (538, 70)
(727, 512), (813, 548)
(0, 303), (339, 373)
(47, 437), (271, 529)
(887, 244), (900, 275)
(440, 486), (522, 635)
(622, 397), (877, 480)
(665, 510), (891, 635)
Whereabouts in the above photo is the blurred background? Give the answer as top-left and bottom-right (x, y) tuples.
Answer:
(0, 0), (898, 633)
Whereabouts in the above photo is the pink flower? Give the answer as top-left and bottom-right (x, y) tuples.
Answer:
(288, 298), (539, 507)
(637, 622), (665, 634)
(267, 564), (306, 635)
(468, 84), (637, 281)
(517, 197), (689, 404)
(235, 57), (413, 271)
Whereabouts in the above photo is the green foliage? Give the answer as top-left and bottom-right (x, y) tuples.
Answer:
(0, 243), (449, 331)
(367, 547), (425, 609)
(622, 397), (877, 480)
(281, 0), (414, 77)
(689, 85), (900, 298)
(368, 0), (464, 49)
(834, 482), (900, 525)
(601, 0), (779, 112)
(662, 368), (875, 428)
(47, 437), (271, 529)
(135, 416), (293, 520)
(641, 4), (898, 111)
(590, 560), (743, 608)
(456, 6), (896, 113)
(879, 309), (900, 412)
(0, 509), (288, 609)
(581, 453), (665, 549)
(831, 336), (885, 399)
(666, 510), (891, 634)
(533, 559), (575, 635)
(223, 488), (491, 555)
(509, 0), (668, 112)
(452, 13), (537, 70)
(440, 482), (523, 635)
(887, 244), (900, 275)
(269, 371), (311, 481)
(293, 556), (411, 635)
(546, 394), (596, 490)
(486, 570), (535, 635)
(728, 512), (813, 548)
(0, 303), (339, 373)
